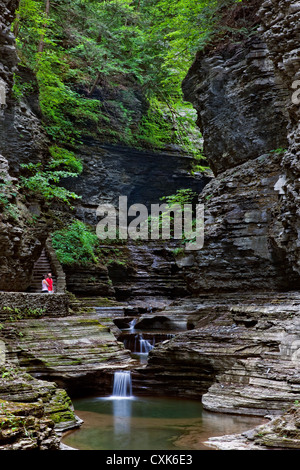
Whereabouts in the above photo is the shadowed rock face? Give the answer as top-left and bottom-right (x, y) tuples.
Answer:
(0, 0), (19, 92)
(178, 151), (300, 294)
(61, 141), (210, 226)
(182, 36), (289, 175)
(0, 1), (47, 172)
(258, 0), (300, 279)
(179, 0), (300, 293)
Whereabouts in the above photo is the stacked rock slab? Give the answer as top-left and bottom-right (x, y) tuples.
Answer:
(0, 307), (135, 397)
(0, 365), (79, 450)
(139, 293), (300, 416)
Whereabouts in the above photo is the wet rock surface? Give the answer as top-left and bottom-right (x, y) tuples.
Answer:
(0, 364), (78, 450)
(1, 310), (135, 397)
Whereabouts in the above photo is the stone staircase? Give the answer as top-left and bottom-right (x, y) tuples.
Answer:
(30, 249), (57, 293)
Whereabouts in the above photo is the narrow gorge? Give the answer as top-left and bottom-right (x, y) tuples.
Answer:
(1, 0), (300, 452)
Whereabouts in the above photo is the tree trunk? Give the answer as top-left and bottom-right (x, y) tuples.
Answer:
(38, 0), (51, 54)
(88, 72), (102, 97)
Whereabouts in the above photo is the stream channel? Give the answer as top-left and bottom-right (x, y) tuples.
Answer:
(62, 316), (263, 450)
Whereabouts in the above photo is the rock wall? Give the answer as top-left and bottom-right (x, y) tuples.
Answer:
(0, 0), (19, 99)
(258, 0), (300, 278)
(0, 0), (47, 173)
(182, 34), (289, 175)
(62, 141), (209, 226)
(179, 4), (300, 293)
(0, 154), (51, 292)
(178, 151), (299, 293)
(140, 0), (300, 418)
(0, 292), (69, 318)
(0, 0), (52, 292)
(139, 292), (300, 417)
(1, 302), (134, 397)
(0, 366), (78, 450)
(61, 141), (208, 301)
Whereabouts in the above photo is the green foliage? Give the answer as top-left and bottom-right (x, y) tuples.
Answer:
(147, 188), (197, 241)
(14, 0), (244, 158)
(0, 180), (20, 220)
(49, 146), (83, 174)
(19, 163), (81, 206)
(12, 73), (35, 101)
(172, 247), (185, 257)
(3, 306), (46, 321)
(270, 148), (287, 155)
(36, 50), (100, 145)
(13, 0), (248, 163)
(137, 98), (173, 149)
(52, 220), (99, 265)
(160, 188), (197, 208)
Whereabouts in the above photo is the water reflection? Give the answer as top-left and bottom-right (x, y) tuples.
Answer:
(63, 396), (263, 451)
(112, 398), (133, 436)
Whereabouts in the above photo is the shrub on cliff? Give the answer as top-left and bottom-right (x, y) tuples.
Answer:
(52, 220), (99, 265)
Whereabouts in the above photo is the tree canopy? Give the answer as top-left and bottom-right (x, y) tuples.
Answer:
(14, 0), (245, 154)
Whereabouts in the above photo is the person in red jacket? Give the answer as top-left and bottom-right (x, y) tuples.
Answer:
(46, 273), (54, 293)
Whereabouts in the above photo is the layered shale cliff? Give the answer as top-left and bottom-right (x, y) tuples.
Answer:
(139, 0), (300, 429)
(259, 0), (300, 279)
(0, 0), (53, 292)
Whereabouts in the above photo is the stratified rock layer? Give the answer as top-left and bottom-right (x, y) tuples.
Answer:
(177, 151), (299, 293)
(182, 35), (288, 175)
(180, 1), (300, 293)
(0, 364), (78, 450)
(62, 141), (209, 226)
(259, 0), (300, 278)
(1, 310), (134, 397)
(0, 155), (51, 291)
(139, 293), (300, 416)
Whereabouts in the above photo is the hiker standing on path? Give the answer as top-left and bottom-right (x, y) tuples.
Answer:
(42, 275), (49, 293)
(46, 273), (54, 293)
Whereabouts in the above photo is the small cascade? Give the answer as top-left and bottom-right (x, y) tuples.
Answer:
(139, 335), (154, 354)
(111, 371), (133, 399)
(123, 333), (155, 354)
(120, 332), (174, 364)
(129, 318), (137, 331)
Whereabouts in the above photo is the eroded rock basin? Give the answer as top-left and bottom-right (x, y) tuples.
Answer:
(62, 395), (264, 451)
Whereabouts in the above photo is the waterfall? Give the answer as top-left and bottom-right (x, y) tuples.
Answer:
(139, 336), (154, 353)
(129, 319), (137, 331)
(112, 371), (133, 399)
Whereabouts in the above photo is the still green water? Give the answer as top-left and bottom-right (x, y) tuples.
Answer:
(63, 396), (263, 450)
